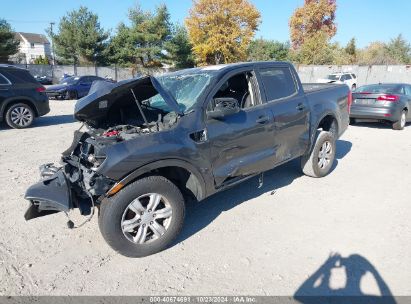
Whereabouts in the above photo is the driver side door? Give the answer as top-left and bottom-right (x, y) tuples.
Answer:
(206, 69), (275, 187)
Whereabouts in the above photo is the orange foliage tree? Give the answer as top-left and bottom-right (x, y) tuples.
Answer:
(185, 0), (261, 65)
(289, 0), (337, 49)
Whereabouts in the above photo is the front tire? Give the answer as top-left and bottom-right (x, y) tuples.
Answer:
(301, 131), (336, 178)
(98, 176), (185, 258)
(5, 103), (35, 129)
(392, 110), (406, 130)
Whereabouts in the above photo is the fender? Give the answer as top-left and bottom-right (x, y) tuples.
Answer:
(107, 158), (208, 201)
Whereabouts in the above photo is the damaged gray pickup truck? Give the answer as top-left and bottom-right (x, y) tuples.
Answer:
(25, 62), (351, 257)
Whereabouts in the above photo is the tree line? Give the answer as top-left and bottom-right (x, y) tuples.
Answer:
(1, 0), (411, 67)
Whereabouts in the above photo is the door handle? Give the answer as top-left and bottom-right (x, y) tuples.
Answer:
(256, 115), (269, 124)
(296, 103), (306, 111)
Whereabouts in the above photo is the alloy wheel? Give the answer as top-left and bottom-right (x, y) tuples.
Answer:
(10, 106), (33, 127)
(318, 141), (333, 169)
(121, 193), (173, 244)
(400, 112), (406, 128)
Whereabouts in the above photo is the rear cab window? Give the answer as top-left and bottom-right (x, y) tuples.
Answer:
(258, 67), (297, 102)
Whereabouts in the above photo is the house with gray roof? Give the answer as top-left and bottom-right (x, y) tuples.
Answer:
(12, 32), (52, 64)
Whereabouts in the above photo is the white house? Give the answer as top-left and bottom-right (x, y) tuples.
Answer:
(13, 32), (52, 64)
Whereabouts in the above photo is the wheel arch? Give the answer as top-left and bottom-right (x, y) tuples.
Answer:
(317, 113), (339, 136)
(307, 113), (338, 154)
(109, 159), (207, 202)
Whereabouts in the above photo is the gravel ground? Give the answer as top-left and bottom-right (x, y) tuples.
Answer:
(0, 100), (410, 296)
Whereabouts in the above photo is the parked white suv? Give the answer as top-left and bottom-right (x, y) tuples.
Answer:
(317, 73), (357, 90)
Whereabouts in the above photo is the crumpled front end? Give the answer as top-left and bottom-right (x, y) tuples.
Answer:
(24, 166), (71, 220)
(24, 75), (181, 222)
(24, 131), (116, 221)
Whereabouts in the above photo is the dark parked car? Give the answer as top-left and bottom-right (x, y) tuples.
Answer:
(0, 65), (50, 129)
(351, 83), (411, 130)
(46, 75), (106, 100)
(34, 75), (53, 85)
(25, 62), (350, 257)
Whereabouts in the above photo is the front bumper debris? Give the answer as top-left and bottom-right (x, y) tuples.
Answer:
(24, 167), (71, 221)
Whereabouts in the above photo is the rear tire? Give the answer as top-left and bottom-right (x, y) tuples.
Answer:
(98, 176), (185, 258)
(301, 131), (336, 178)
(392, 110), (406, 130)
(5, 103), (35, 129)
(65, 90), (78, 100)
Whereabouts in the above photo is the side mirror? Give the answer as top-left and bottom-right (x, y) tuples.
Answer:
(207, 97), (240, 119)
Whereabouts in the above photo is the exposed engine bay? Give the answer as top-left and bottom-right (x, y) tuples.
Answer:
(25, 76), (181, 222)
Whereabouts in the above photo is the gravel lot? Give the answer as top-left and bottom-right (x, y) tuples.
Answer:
(0, 100), (410, 296)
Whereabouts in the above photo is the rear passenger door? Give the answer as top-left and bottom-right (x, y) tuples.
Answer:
(257, 65), (310, 164)
(0, 72), (14, 106)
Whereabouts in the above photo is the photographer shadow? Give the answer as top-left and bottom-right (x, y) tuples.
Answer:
(294, 253), (396, 304)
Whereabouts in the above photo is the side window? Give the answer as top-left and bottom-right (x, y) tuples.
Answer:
(340, 75), (346, 81)
(81, 77), (91, 84)
(0, 73), (10, 85)
(89, 76), (98, 83)
(259, 67), (297, 101)
(345, 74), (352, 80)
(1, 69), (37, 84)
(210, 71), (258, 110)
(404, 85), (411, 97)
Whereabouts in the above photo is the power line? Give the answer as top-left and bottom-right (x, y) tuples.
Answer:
(6, 19), (54, 24)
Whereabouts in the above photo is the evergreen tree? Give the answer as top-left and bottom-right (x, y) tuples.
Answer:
(0, 19), (20, 63)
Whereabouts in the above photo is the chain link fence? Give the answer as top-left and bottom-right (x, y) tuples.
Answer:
(13, 64), (174, 83)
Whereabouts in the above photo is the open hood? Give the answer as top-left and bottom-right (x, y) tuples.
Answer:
(74, 76), (182, 124)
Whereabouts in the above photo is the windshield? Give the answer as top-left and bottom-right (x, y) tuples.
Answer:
(150, 72), (213, 113)
(60, 76), (79, 85)
(326, 74), (340, 81)
(355, 84), (403, 94)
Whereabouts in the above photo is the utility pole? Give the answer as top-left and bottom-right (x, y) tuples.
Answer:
(49, 22), (55, 65)
(49, 22), (56, 83)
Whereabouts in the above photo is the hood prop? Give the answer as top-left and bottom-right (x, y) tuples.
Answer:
(130, 88), (151, 133)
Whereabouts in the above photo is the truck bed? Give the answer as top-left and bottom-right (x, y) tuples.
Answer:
(302, 83), (346, 94)
(302, 82), (350, 139)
